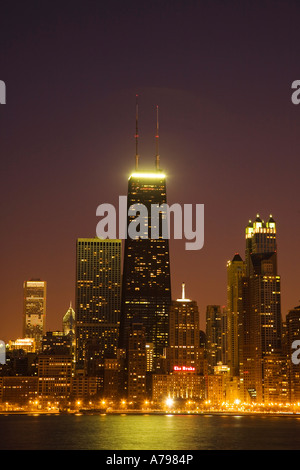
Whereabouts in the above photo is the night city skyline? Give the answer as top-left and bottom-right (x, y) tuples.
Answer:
(2, 0), (300, 453)
(1, 1), (300, 344)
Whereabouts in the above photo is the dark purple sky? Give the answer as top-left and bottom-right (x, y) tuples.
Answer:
(1, 0), (300, 341)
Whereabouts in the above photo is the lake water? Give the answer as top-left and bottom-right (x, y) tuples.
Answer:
(1, 413), (300, 450)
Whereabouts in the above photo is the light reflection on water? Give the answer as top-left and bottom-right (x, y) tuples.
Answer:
(1, 414), (300, 450)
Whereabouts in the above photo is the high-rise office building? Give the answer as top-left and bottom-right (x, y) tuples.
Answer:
(245, 215), (277, 277)
(38, 353), (72, 406)
(262, 350), (288, 404)
(63, 303), (75, 336)
(286, 305), (300, 402)
(221, 307), (228, 368)
(75, 238), (121, 372)
(63, 303), (76, 362)
(119, 102), (171, 368)
(152, 284), (204, 403)
(127, 323), (147, 402)
(247, 214), (282, 351)
(206, 305), (222, 374)
(166, 283), (201, 373)
(239, 214), (282, 402)
(23, 279), (46, 351)
(226, 253), (245, 376)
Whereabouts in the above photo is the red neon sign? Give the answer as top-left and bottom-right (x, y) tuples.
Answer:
(173, 366), (195, 372)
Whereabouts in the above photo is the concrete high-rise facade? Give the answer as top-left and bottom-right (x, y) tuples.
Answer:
(63, 303), (75, 337)
(286, 305), (300, 402)
(226, 254), (245, 377)
(166, 283), (201, 373)
(127, 323), (147, 402)
(239, 214), (282, 402)
(23, 279), (47, 351)
(206, 305), (222, 374)
(119, 173), (171, 367)
(119, 100), (171, 369)
(152, 285), (205, 403)
(38, 353), (72, 406)
(63, 303), (76, 361)
(75, 238), (121, 372)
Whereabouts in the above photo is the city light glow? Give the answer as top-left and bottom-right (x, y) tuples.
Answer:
(165, 397), (174, 408)
(129, 172), (166, 179)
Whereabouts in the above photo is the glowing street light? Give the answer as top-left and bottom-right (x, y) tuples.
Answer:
(165, 397), (174, 408)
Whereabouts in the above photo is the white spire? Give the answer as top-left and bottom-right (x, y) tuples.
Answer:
(155, 105), (160, 170)
(176, 282), (191, 302)
(135, 94), (139, 170)
(182, 282), (185, 300)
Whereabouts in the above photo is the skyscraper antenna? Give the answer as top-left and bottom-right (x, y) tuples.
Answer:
(155, 105), (160, 170)
(182, 282), (185, 300)
(135, 94), (139, 170)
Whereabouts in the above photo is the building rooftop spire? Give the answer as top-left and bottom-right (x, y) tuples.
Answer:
(155, 105), (160, 170)
(182, 282), (185, 300)
(177, 282), (191, 302)
(135, 94), (139, 170)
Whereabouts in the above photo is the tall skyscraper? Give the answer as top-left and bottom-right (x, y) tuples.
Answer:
(246, 215), (282, 353)
(75, 238), (121, 372)
(127, 323), (147, 402)
(63, 303), (75, 337)
(206, 305), (222, 374)
(239, 214), (282, 402)
(286, 305), (300, 402)
(119, 102), (171, 368)
(63, 303), (76, 361)
(166, 283), (201, 373)
(226, 253), (245, 376)
(23, 279), (46, 351)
